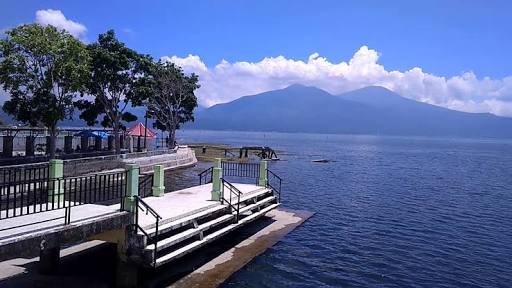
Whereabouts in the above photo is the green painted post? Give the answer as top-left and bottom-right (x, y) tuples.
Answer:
(258, 160), (268, 187)
(211, 158), (222, 201)
(152, 165), (165, 197)
(214, 157), (222, 169)
(124, 164), (139, 212)
(48, 159), (64, 203)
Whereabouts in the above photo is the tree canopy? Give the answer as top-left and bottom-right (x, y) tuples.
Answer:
(0, 24), (89, 158)
(75, 30), (152, 153)
(147, 61), (199, 147)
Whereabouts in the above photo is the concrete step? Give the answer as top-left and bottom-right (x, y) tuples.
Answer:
(145, 214), (234, 252)
(225, 187), (272, 205)
(239, 196), (276, 215)
(140, 204), (228, 237)
(153, 202), (280, 267)
(239, 203), (280, 225)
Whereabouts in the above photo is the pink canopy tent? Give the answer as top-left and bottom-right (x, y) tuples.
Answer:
(126, 123), (156, 138)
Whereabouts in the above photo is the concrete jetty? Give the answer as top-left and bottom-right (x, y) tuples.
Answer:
(0, 157), (285, 287)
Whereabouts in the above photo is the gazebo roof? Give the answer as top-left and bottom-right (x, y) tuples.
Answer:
(126, 123), (156, 138)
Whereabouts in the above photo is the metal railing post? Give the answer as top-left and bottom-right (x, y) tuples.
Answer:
(48, 159), (64, 204)
(124, 164), (139, 212)
(258, 160), (268, 187)
(211, 158), (222, 201)
(152, 165), (165, 197)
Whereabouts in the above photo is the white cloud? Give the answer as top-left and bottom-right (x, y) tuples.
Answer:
(35, 9), (87, 39)
(162, 46), (512, 117)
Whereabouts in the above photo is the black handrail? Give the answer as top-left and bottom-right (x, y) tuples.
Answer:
(133, 195), (162, 267)
(266, 169), (282, 203)
(198, 167), (213, 185)
(221, 178), (242, 222)
(138, 173), (154, 197)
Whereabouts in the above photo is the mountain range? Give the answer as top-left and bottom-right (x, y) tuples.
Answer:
(188, 85), (512, 138)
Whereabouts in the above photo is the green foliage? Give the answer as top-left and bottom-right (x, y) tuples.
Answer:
(75, 30), (152, 131)
(0, 24), (89, 128)
(147, 61), (199, 143)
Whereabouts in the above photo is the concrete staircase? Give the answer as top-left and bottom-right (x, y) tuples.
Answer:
(132, 187), (279, 268)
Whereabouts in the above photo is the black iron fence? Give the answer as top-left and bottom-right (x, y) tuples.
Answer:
(0, 164), (49, 185)
(0, 170), (127, 223)
(198, 162), (261, 185)
(221, 162), (260, 179)
(138, 173), (154, 198)
(198, 161), (282, 203)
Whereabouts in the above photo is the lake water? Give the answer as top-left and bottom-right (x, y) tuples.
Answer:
(177, 130), (512, 288)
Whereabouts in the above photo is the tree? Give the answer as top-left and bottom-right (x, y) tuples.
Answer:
(75, 30), (151, 154)
(147, 62), (199, 148)
(0, 24), (89, 159)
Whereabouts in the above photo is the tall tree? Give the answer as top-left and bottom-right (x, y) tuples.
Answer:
(0, 24), (89, 158)
(75, 30), (151, 154)
(147, 62), (199, 147)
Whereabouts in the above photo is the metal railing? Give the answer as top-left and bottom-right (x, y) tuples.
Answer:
(221, 178), (241, 222)
(138, 173), (154, 198)
(198, 167), (213, 185)
(133, 195), (162, 267)
(221, 162), (260, 179)
(0, 164), (49, 186)
(0, 170), (127, 224)
(266, 169), (282, 203)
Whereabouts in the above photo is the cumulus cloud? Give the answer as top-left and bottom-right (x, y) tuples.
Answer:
(162, 46), (512, 117)
(35, 9), (87, 39)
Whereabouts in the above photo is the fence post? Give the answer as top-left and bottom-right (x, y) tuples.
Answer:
(152, 165), (165, 197)
(48, 159), (64, 203)
(211, 158), (222, 201)
(258, 160), (268, 187)
(124, 164), (139, 212)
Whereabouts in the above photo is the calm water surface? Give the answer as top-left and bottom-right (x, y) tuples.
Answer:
(177, 130), (512, 288)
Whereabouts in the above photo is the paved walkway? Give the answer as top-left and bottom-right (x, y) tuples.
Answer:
(0, 204), (123, 242)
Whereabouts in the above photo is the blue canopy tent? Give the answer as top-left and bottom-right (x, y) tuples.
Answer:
(74, 130), (109, 139)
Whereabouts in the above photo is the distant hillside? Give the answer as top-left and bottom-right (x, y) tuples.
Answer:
(189, 85), (512, 138)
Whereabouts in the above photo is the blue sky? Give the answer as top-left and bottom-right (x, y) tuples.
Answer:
(1, 1), (512, 115)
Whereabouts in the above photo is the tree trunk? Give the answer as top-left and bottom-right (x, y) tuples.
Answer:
(168, 126), (176, 149)
(48, 125), (57, 159)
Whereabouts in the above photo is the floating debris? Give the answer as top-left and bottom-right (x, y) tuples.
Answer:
(312, 159), (330, 163)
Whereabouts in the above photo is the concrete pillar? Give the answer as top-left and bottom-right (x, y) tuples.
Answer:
(127, 137), (133, 153)
(152, 165), (165, 197)
(258, 160), (268, 187)
(64, 136), (73, 154)
(39, 245), (60, 274)
(45, 136), (51, 155)
(81, 136), (88, 152)
(2, 135), (14, 158)
(25, 136), (35, 157)
(211, 158), (222, 201)
(136, 136), (141, 152)
(108, 135), (114, 151)
(94, 136), (102, 151)
(124, 164), (139, 212)
(116, 257), (138, 288)
(48, 159), (64, 203)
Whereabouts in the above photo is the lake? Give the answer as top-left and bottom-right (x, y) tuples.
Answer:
(177, 130), (512, 287)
